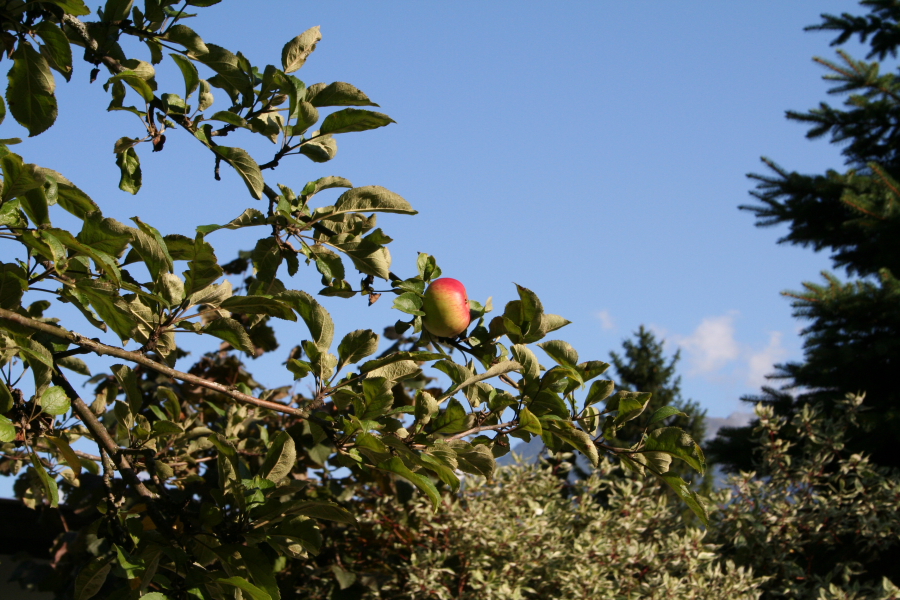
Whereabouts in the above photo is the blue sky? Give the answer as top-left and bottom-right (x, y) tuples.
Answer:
(7, 1), (865, 429)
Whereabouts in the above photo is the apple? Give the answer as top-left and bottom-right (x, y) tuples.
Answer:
(422, 278), (470, 338)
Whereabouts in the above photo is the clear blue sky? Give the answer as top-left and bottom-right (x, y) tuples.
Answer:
(9, 1), (865, 427)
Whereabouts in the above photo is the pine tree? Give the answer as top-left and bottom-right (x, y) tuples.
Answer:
(610, 326), (706, 448)
(709, 0), (900, 471)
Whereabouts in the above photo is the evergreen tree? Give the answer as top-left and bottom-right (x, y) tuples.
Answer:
(610, 326), (706, 448)
(709, 0), (900, 471)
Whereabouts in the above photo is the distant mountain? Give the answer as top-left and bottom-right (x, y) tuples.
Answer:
(498, 411), (756, 470)
(704, 412), (754, 442)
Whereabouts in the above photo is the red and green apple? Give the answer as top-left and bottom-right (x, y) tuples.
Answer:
(422, 278), (470, 338)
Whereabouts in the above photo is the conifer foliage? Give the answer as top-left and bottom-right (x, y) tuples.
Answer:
(609, 326), (705, 448)
(709, 0), (900, 472)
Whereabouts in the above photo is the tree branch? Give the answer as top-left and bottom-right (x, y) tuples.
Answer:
(0, 307), (307, 419)
(52, 368), (173, 536)
(61, 15), (126, 74)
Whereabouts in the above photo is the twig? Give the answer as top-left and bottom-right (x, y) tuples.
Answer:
(445, 421), (517, 442)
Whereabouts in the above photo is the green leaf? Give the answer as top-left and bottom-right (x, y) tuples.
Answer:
(203, 317), (254, 353)
(516, 284), (543, 323)
(281, 26), (321, 73)
(378, 457), (441, 511)
(6, 41), (57, 136)
(275, 290), (334, 352)
(0, 415), (15, 443)
(158, 272), (185, 306)
(187, 279), (232, 308)
(535, 313), (571, 339)
(170, 53), (200, 98)
(213, 146), (264, 200)
(217, 576), (271, 600)
(439, 360), (521, 402)
(511, 344), (540, 381)
(365, 359), (419, 383)
(337, 329), (379, 368)
(330, 565), (357, 591)
(299, 135), (338, 162)
(40, 386), (70, 416)
(182, 233), (222, 296)
(47, 435), (82, 478)
(237, 546), (280, 600)
(0, 379), (13, 413)
(197, 44), (252, 98)
(220, 295), (296, 321)
(46, 227), (123, 285)
(359, 351), (443, 373)
(272, 516), (321, 555)
(107, 70), (154, 102)
(30, 451), (59, 507)
(198, 79), (214, 110)
(301, 175), (353, 196)
(70, 282), (132, 340)
(320, 108), (395, 135)
(611, 391), (652, 427)
(307, 81), (378, 107)
(152, 420), (183, 434)
(74, 557), (112, 600)
(537, 340), (579, 368)
(131, 216), (174, 279)
(103, 0), (134, 22)
(634, 451), (672, 474)
(293, 501), (356, 524)
(76, 212), (132, 257)
(115, 147), (142, 194)
(518, 406), (542, 435)
(415, 390), (439, 424)
(333, 185), (415, 215)
(341, 242), (392, 280)
(647, 405), (689, 426)
(450, 440), (496, 478)
(546, 422), (599, 467)
(392, 292), (424, 316)
(0, 153), (41, 201)
(292, 101), (319, 135)
(660, 473), (709, 526)
(44, 0), (91, 16)
(0, 262), (28, 310)
(420, 451), (460, 490)
(0, 197), (24, 229)
(584, 379), (614, 407)
(209, 110), (248, 128)
(35, 22), (73, 81)
(259, 431), (296, 482)
(642, 427), (706, 474)
(21, 184), (51, 227)
(163, 24), (209, 58)
(54, 174), (99, 219)
(57, 355), (91, 376)
(432, 397), (471, 434)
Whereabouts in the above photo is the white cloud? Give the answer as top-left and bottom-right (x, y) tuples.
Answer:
(674, 312), (741, 375)
(666, 312), (791, 389)
(596, 309), (615, 331)
(746, 331), (787, 388)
